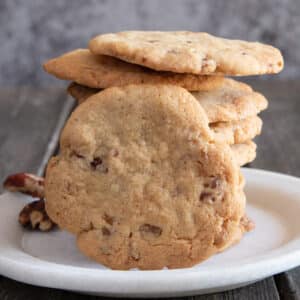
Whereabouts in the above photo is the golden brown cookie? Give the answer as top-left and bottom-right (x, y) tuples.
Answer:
(89, 31), (284, 75)
(68, 83), (262, 145)
(192, 78), (268, 123)
(45, 84), (245, 270)
(43, 49), (223, 91)
(231, 141), (257, 166)
(68, 78), (267, 123)
(211, 116), (262, 145)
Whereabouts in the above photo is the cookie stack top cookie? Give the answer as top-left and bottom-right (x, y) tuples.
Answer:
(88, 31), (283, 75)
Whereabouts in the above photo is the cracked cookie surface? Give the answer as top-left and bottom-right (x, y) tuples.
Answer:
(89, 31), (283, 75)
(45, 84), (245, 270)
(43, 49), (223, 91)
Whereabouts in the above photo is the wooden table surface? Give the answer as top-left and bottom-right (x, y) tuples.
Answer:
(0, 79), (299, 299)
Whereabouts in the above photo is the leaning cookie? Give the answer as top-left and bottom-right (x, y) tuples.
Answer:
(45, 84), (245, 270)
(89, 31), (283, 75)
(211, 116), (262, 145)
(43, 49), (223, 91)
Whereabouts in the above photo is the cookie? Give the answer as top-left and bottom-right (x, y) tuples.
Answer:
(43, 49), (223, 91)
(68, 83), (262, 145)
(68, 78), (268, 123)
(89, 31), (283, 75)
(192, 78), (268, 123)
(240, 215), (255, 233)
(45, 84), (245, 270)
(231, 141), (257, 166)
(211, 116), (262, 145)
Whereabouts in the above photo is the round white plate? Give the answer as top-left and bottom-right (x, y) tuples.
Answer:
(0, 168), (300, 298)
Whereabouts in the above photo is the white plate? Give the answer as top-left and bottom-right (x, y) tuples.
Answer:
(0, 168), (300, 298)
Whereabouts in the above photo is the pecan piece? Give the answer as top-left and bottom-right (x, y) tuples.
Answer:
(139, 224), (162, 238)
(3, 173), (44, 198)
(19, 199), (56, 231)
(200, 175), (225, 204)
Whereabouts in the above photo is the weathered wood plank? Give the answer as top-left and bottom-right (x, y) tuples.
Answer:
(0, 276), (280, 300)
(194, 279), (280, 300)
(275, 272), (299, 300)
(0, 87), (75, 190)
(0, 278), (109, 300)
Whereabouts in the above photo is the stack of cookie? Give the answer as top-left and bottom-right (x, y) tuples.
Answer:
(43, 31), (283, 270)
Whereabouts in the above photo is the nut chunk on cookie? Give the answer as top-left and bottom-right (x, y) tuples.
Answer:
(45, 84), (245, 270)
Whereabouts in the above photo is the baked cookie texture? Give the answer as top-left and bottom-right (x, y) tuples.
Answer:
(192, 78), (268, 123)
(45, 84), (246, 270)
(68, 79), (267, 123)
(211, 116), (262, 145)
(231, 141), (257, 166)
(68, 83), (264, 156)
(89, 31), (283, 75)
(43, 49), (223, 91)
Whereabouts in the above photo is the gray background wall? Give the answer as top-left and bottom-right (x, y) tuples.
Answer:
(0, 0), (299, 86)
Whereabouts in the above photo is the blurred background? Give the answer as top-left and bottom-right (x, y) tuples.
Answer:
(0, 0), (299, 86)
